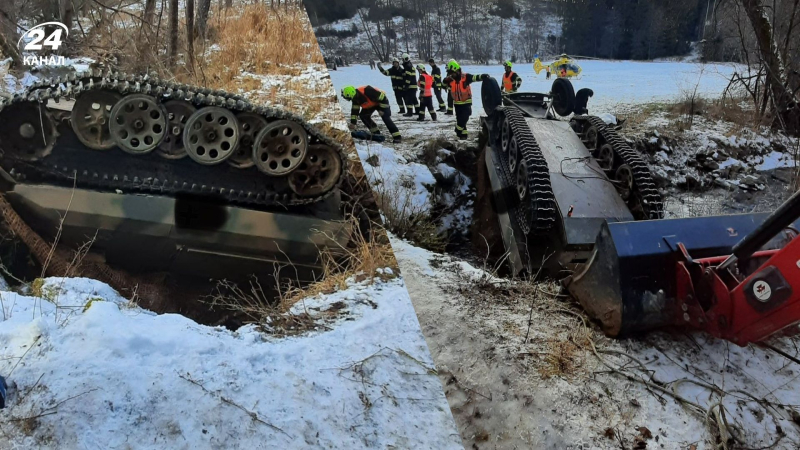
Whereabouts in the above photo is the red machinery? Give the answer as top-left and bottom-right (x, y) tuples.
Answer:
(567, 189), (800, 346)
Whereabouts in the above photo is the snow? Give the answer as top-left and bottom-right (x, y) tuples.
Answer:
(757, 151), (797, 171)
(0, 277), (462, 448)
(391, 236), (800, 449)
(597, 112), (617, 125)
(356, 141), (437, 213)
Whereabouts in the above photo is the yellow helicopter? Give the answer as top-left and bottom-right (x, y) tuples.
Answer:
(534, 54), (582, 79)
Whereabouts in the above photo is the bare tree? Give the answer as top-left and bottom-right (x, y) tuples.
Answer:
(0, 5), (22, 67)
(168, 0), (179, 69)
(144, 0), (157, 29)
(186, 0), (195, 73)
(196, 0), (211, 39)
(738, 0), (799, 132)
(60, 0), (75, 31)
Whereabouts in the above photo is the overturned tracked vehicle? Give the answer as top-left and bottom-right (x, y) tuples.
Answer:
(0, 70), (358, 288)
(476, 78), (800, 345)
(476, 77), (664, 277)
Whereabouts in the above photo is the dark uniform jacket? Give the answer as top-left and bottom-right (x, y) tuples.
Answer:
(402, 61), (417, 91)
(378, 64), (405, 89)
(430, 65), (443, 88)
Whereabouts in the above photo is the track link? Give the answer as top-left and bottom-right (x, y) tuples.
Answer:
(572, 115), (664, 220)
(0, 70), (347, 207)
(494, 106), (557, 235)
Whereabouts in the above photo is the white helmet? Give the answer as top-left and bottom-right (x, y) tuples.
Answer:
(402, 53), (410, 61)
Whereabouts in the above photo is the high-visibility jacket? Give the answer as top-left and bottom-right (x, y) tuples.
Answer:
(430, 65), (443, 88)
(418, 73), (433, 97)
(502, 71), (521, 92)
(444, 73), (489, 105)
(402, 61), (417, 90)
(378, 65), (405, 89)
(350, 86), (389, 123)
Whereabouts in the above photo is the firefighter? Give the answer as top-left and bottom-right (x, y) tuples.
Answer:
(341, 85), (401, 143)
(416, 64), (437, 122)
(401, 53), (419, 117)
(428, 58), (446, 112)
(377, 58), (408, 114)
(546, 66), (551, 80)
(444, 59), (456, 116)
(501, 60), (522, 93)
(441, 61), (490, 140)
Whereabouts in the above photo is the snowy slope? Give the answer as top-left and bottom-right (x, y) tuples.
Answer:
(0, 277), (462, 449)
(317, 10), (562, 64)
(392, 237), (800, 449)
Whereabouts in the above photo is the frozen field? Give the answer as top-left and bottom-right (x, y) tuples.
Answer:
(330, 60), (741, 117)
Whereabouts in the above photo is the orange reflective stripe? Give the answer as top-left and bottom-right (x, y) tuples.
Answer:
(419, 73), (433, 97)
(502, 72), (514, 91)
(356, 87), (379, 109)
(448, 77), (472, 103)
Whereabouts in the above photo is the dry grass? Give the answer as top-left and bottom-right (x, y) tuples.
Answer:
(621, 94), (768, 136)
(443, 257), (599, 381)
(203, 218), (398, 335)
(278, 221), (397, 309)
(368, 171), (448, 253)
(198, 4), (324, 83)
(78, 2), (339, 128)
(538, 339), (580, 379)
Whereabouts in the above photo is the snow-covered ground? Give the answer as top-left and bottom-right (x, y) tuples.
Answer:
(0, 277), (462, 449)
(393, 236), (800, 449)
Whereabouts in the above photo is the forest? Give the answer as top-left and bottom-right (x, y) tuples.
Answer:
(307, 0), (799, 65)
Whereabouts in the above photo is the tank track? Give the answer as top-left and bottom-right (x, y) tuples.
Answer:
(0, 70), (347, 207)
(493, 106), (557, 235)
(572, 115), (664, 220)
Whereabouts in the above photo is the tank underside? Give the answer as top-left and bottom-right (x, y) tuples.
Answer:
(5, 183), (352, 284)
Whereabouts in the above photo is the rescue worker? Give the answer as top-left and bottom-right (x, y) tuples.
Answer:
(444, 59), (456, 116)
(341, 85), (401, 143)
(416, 64), (437, 122)
(501, 60), (522, 93)
(441, 61), (490, 140)
(428, 58), (446, 112)
(546, 66), (551, 79)
(401, 53), (419, 117)
(574, 88), (594, 115)
(377, 58), (408, 114)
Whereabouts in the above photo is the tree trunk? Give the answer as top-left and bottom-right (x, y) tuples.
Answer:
(0, 30), (22, 68)
(168, 0), (179, 69)
(60, 0), (74, 32)
(186, 0), (195, 74)
(144, 0), (157, 29)
(740, 0), (799, 133)
(197, 0), (211, 39)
